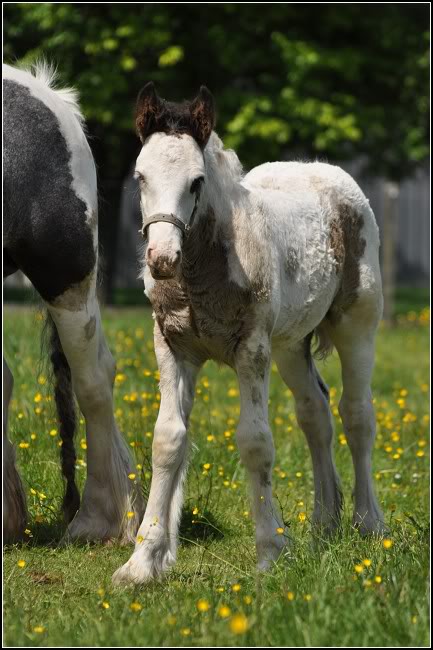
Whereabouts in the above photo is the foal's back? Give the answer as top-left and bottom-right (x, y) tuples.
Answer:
(243, 160), (382, 343)
(3, 64), (97, 302)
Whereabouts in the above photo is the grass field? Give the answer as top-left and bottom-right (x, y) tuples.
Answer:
(3, 304), (430, 647)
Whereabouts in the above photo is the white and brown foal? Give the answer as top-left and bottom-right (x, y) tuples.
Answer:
(113, 82), (386, 584)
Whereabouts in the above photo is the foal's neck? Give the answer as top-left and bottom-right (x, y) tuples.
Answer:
(198, 132), (246, 231)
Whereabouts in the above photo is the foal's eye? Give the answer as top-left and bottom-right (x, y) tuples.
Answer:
(190, 176), (204, 194)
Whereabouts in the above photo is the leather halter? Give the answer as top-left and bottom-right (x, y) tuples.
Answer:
(139, 212), (190, 238)
(139, 184), (202, 240)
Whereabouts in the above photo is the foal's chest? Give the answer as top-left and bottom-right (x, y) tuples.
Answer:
(146, 211), (269, 365)
(150, 272), (253, 365)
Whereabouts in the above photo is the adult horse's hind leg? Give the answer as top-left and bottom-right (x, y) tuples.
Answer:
(326, 294), (386, 535)
(3, 357), (27, 543)
(273, 344), (343, 534)
(47, 273), (144, 543)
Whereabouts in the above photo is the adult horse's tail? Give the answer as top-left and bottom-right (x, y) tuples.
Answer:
(46, 314), (80, 523)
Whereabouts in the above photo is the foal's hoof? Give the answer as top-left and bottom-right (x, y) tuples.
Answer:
(112, 546), (175, 586)
(311, 515), (342, 539)
(256, 532), (291, 572)
(112, 561), (151, 586)
(355, 518), (389, 538)
(112, 558), (156, 586)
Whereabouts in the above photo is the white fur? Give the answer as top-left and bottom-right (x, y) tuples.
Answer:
(49, 282), (144, 543)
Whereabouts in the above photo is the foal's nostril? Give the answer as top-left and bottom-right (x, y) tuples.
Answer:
(147, 247), (155, 263)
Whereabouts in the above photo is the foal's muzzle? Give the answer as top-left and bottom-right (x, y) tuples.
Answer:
(147, 246), (181, 280)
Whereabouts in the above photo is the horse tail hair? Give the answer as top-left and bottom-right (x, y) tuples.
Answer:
(45, 313), (80, 523)
(312, 320), (334, 361)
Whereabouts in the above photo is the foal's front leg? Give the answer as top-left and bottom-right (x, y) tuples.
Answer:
(113, 326), (198, 585)
(236, 334), (288, 571)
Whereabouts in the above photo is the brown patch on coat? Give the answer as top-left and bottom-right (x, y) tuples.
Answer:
(253, 344), (268, 380)
(309, 176), (366, 324)
(328, 218), (345, 272)
(50, 271), (94, 312)
(260, 469), (272, 488)
(327, 203), (366, 324)
(285, 246), (299, 281)
(251, 385), (261, 406)
(150, 207), (261, 365)
(84, 315), (96, 341)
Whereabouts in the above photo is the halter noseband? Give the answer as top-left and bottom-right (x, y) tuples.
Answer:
(139, 184), (202, 240)
(139, 213), (191, 238)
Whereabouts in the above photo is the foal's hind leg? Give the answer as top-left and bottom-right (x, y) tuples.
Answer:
(3, 357), (27, 542)
(48, 274), (143, 542)
(235, 333), (287, 571)
(326, 297), (386, 535)
(273, 344), (343, 534)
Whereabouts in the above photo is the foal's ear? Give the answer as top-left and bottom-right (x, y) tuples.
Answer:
(189, 86), (216, 148)
(135, 82), (162, 142)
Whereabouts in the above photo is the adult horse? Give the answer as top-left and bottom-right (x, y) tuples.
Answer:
(113, 82), (386, 585)
(3, 63), (143, 544)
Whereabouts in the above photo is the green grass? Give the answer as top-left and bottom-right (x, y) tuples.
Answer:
(3, 305), (430, 647)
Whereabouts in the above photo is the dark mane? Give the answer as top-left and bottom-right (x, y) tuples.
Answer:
(142, 99), (196, 140)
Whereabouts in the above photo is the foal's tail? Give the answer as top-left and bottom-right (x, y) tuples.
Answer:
(45, 313), (80, 523)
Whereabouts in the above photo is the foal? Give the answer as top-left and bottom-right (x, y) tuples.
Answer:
(113, 83), (385, 584)
(3, 63), (143, 543)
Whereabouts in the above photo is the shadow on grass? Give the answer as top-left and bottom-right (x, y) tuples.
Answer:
(4, 507), (228, 553)
(179, 507), (227, 544)
(3, 519), (66, 552)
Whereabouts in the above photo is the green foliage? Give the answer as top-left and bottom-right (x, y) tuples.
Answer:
(3, 307), (430, 646)
(3, 4), (429, 181)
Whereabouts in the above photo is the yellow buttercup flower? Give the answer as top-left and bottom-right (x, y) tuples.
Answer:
(218, 605), (231, 618)
(130, 602), (142, 612)
(197, 599), (210, 612)
(229, 613), (248, 634)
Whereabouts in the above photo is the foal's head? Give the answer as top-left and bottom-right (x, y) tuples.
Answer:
(135, 82), (215, 279)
